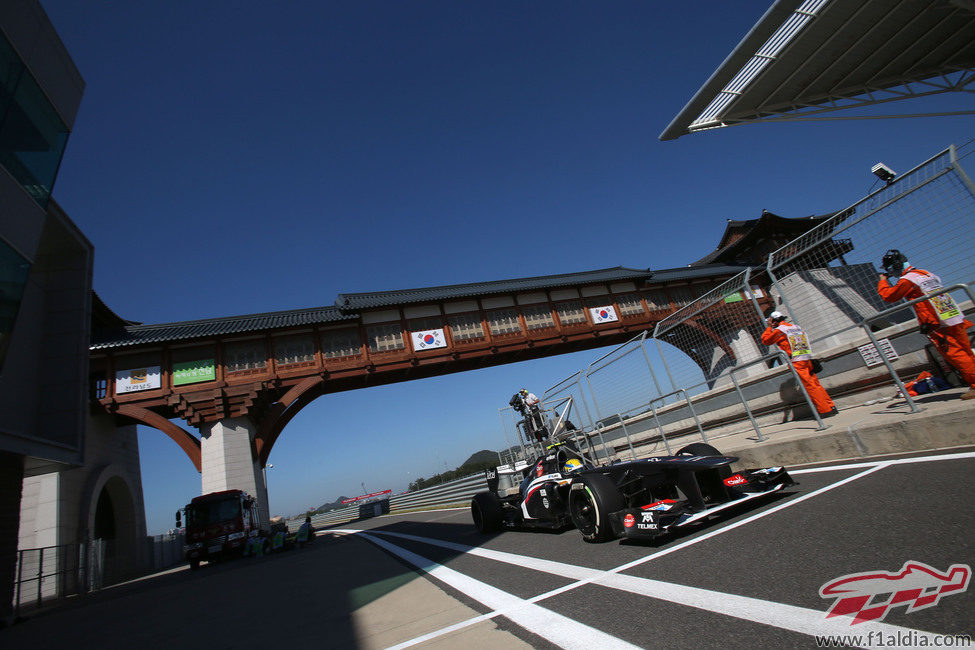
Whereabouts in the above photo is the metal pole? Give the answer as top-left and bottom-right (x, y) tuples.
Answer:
(37, 548), (44, 608)
(617, 414), (636, 459)
(780, 353), (830, 429)
(15, 549), (23, 615)
(861, 325), (920, 413)
(729, 370), (765, 441)
(638, 331), (664, 397)
(652, 335), (678, 394)
(679, 389), (709, 444)
(649, 403), (671, 455)
(584, 371), (603, 423)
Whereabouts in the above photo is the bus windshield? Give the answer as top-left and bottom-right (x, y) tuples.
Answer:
(186, 497), (241, 528)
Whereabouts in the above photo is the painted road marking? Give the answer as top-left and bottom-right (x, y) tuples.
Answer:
(354, 531), (640, 650)
(789, 449), (975, 475)
(358, 453), (972, 648)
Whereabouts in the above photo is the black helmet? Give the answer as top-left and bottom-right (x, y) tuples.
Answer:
(881, 249), (908, 276)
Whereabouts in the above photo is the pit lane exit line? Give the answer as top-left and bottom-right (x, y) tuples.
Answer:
(350, 531), (640, 650)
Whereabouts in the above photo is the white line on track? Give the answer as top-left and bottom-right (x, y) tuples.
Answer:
(788, 449), (975, 474)
(347, 451), (973, 648)
(351, 531), (640, 650)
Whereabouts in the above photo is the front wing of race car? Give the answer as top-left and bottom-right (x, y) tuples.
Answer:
(607, 466), (795, 540)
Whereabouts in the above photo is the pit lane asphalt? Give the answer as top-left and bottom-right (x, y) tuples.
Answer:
(335, 448), (975, 649)
(3, 449), (971, 649)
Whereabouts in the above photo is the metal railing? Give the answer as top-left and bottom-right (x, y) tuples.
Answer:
(857, 282), (975, 414)
(13, 542), (95, 616)
(727, 350), (829, 440)
(527, 142), (975, 451)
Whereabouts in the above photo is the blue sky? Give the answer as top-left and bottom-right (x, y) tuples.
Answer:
(39, 1), (973, 533)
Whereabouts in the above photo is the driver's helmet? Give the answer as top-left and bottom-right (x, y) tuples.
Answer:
(882, 249), (908, 277)
(520, 388), (528, 395)
(562, 458), (583, 473)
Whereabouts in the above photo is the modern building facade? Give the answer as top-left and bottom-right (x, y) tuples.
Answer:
(1, 0), (146, 622)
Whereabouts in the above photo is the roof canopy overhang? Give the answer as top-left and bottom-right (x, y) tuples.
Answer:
(660, 0), (975, 141)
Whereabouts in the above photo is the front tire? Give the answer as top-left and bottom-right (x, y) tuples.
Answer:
(569, 473), (624, 543)
(471, 491), (503, 533)
(675, 442), (722, 457)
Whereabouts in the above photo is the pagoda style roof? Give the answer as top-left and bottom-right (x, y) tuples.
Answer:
(692, 210), (835, 266)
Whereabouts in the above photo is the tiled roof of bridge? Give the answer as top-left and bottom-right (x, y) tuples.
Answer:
(90, 264), (748, 350)
(90, 305), (357, 350)
(335, 266), (656, 310)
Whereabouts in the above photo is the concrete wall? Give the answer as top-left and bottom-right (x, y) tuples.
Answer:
(17, 411), (147, 592)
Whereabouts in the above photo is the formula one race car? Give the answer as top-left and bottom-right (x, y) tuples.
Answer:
(470, 441), (795, 543)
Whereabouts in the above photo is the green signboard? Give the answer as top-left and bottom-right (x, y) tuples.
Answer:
(172, 359), (216, 386)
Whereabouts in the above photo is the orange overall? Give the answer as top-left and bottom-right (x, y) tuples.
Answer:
(877, 267), (975, 389)
(761, 321), (835, 414)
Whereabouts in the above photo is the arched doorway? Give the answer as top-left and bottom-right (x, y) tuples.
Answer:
(90, 476), (138, 585)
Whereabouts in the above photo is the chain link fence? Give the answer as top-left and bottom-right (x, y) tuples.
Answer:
(518, 143), (975, 458)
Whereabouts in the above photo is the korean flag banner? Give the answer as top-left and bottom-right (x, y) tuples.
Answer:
(590, 305), (618, 324)
(411, 328), (447, 351)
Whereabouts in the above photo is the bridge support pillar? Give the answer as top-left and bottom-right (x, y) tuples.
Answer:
(200, 418), (269, 528)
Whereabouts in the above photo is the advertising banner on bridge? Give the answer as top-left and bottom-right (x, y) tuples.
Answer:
(172, 359), (216, 386)
(410, 328), (447, 351)
(115, 366), (161, 393)
(341, 489), (392, 504)
(589, 305), (618, 324)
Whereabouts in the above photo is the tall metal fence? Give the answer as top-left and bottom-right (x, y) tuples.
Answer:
(530, 143), (975, 457)
(765, 146), (975, 350)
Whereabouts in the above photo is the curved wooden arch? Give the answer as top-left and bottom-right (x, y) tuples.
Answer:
(254, 376), (324, 467)
(115, 404), (202, 472)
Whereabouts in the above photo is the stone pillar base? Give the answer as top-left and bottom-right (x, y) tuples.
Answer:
(200, 418), (269, 527)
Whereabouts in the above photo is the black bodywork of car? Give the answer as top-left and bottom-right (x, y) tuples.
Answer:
(470, 442), (796, 543)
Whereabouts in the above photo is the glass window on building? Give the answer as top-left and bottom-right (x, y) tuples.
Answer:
(447, 313), (484, 342)
(522, 304), (555, 330)
(668, 285), (695, 306)
(0, 34), (70, 207)
(643, 289), (669, 309)
(321, 328), (361, 359)
(274, 334), (315, 366)
(616, 294), (645, 317)
(223, 340), (267, 373)
(0, 238), (31, 370)
(487, 309), (521, 335)
(408, 316), (442, 332)
(555, 301), (586, 325)
(366, 323), (405, 353)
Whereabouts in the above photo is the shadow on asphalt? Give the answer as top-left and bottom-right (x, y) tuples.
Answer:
(0, 526), (507, 648)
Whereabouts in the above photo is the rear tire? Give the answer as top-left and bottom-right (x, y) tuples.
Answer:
(471, 491), (503, 533)
(569, 473), (624, 543)
(675, 443), (722, 457)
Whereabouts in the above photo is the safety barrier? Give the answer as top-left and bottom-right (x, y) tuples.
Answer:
(291, 473), (485, 531)
(536, 142), (975, 451)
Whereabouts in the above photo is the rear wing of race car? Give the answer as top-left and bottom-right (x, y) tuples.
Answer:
(485, 460), (531, 494)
